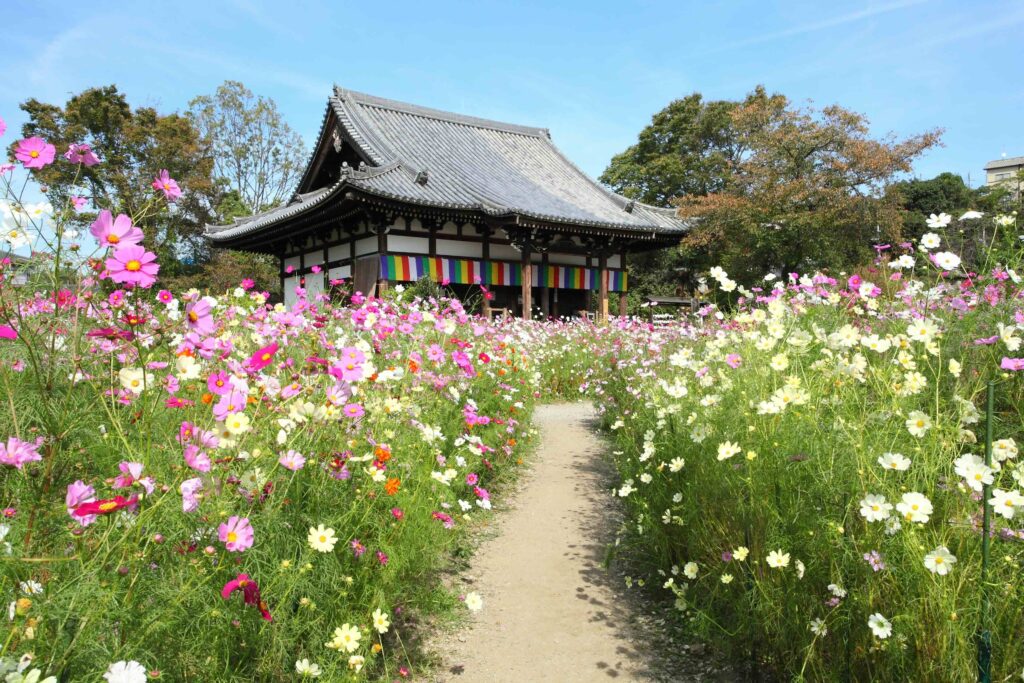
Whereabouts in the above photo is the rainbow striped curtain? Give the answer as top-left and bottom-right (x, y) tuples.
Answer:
(379, 255), (626, 291)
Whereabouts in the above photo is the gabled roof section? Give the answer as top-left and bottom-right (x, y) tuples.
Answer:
(207, 86), (689, 243)
(985, 156), (1024, 170)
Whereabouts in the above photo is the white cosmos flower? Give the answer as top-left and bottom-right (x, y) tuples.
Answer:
(878, 452), (911, 471)
(926, 213), (952, 228)
(919, 232), (941, 251)
(954, 453), (993, 492)
(809, 618), (827, 637)
(103, 660), (148, 683)
(464, 591), (483, 611)
(933, 251), (961, 271)
(295, 659), (322, 678)
(717, 441), (741, 461)
(896, 492), (933, 523)
(905, 411), (931, 438)
(683, 561), (698, 579)
(766, 549), (790, 569)
(989, 488), (1024, 519)
(859, 494), (892, 522)
(868, 612), (892, 639)
(959, 210), (983, 220)
(923, 546), (957, 575)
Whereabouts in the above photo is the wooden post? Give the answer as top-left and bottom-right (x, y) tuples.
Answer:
(376, 221), (389, 296)
(540, 251), (550, 318)
(618, 252), (628, 317)
(598, 254), (609, 322)
(520, 245), (532, 320)
(481, 225), (492, 318)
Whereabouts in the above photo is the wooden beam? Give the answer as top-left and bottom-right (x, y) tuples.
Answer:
(619, 251), (629, 317)
(598, 254), (609, 322)
(540, 251), (550, 318)
(520, 245), (532, 320)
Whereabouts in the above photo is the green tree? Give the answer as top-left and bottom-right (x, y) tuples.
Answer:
(188, 80), (306, 213)
(889, 172), (976, 241)
(17, 85), (217, 271)
(600, 92), (740, 206)
(676, 88), (941, 282)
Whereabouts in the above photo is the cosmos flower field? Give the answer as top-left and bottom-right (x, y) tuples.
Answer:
(3, 124), (1024, 681)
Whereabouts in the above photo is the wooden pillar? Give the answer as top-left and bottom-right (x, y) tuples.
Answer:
(584, 255), (592, 314)
(539, 251), (550, 318)
(481, 226), (492, 318)
(618, 251), (628, 317)
(376, 222), (389, 296)
(598, 254), (609, 322)
(520, 245), (532, 320)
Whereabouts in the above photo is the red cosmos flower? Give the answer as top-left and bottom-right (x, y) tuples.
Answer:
(86, 327), (135, 341)
(72, 494), (138, 518)
(222, 573), (272, 621)
(247, 342), (279, 372)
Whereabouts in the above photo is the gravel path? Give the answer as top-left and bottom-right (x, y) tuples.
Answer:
(433, 402), (731, 682)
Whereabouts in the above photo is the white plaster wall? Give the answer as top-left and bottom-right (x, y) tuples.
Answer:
(329, 264), (351, 280)
(489, 244), (521, 261)
(435, 239), (481, 258)
(304, 273), (325, 299)
(389, 235), (430, 254)
(355, 237), (378, 256)
(303, 249), (327, 269)
(608, 255), (621, 268)
(547, 253), (588, 267)
(439, 221), (459, 235)
(284, 255), (300, 270)
(283, 276), (299, 307)
(328, 245), (348, 262)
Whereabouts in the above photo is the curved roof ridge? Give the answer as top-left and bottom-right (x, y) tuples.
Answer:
(334, 85), (549, 139)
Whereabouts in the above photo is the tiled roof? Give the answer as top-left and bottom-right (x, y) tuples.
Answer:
(207, 87), (688, 242)
(985, 156), (1024, 170)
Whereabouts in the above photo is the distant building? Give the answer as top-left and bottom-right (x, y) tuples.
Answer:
(984, 156), (1023, 196)
(205, 86), (688, 318)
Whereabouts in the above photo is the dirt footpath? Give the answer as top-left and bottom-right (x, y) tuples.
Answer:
(432, 402), (730, 683)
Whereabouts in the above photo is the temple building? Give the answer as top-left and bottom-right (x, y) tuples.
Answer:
(205, 86), (688, 318)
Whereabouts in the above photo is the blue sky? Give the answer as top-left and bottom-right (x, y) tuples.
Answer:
(2, 0), (1022, 192)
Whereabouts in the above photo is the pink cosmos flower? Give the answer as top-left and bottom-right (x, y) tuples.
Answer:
(90, 210), (144, 248)
(0, 115), (5, 137)
(343, 403), (365, 419)
(15, 137), (56, 169)
(0, 326), (16, 340)
(247, 342), (279, 372)
(183, 444), (211, 473)
(0, 436), (43, 469)
(180, 477), (203, 512)
(66, 480), (97, 526)
(152, 169), (181, 201)
(106, 245), (159, 288)
(278, 449), (306, 471)
(207, 370), (232, 395)
(240, 278), (255, 290)
(157, 289), (173, 304)
(725, 353), (742, 369)
(218, 515), (254, 552)
(185, 299), (215, 335)
(1001, 357), (1024, 371)
(213, 388), (247, 421)
(222, 573), (272, 621)
(63, 143), (100, 166)
(71, 195), (88, 211)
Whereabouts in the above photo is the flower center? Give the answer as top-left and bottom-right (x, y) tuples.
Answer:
(99, 501), (118, 512)
(227, 531), (238, 543)
(319, 535), (327, 543)
(29, 151), (39, 158)
(125, 259), (142, 272)
(107, 234), (120, 244)
(188, 311), (199, 322)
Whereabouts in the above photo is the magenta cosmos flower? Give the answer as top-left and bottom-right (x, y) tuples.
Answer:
(247, 342), (279, 372)
(185, 299), (215, 335)
(0, 436), (43, 469)
(218, 515), (254, 552)
(222, 573), (272, 621)
(90, 210), (143, 249)
(63, 143), (100, 166)
(152, 169), (182, 201)
(14, 137), (56, 169)
(0, 115), (6, 138)
(66, 480), (97, 526)
(106, 245), (159, 288)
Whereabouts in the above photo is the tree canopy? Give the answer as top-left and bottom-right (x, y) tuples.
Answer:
(188, 80), (307, 214)
(603, 87), (943, 288)
(18, 85), (217, 269)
